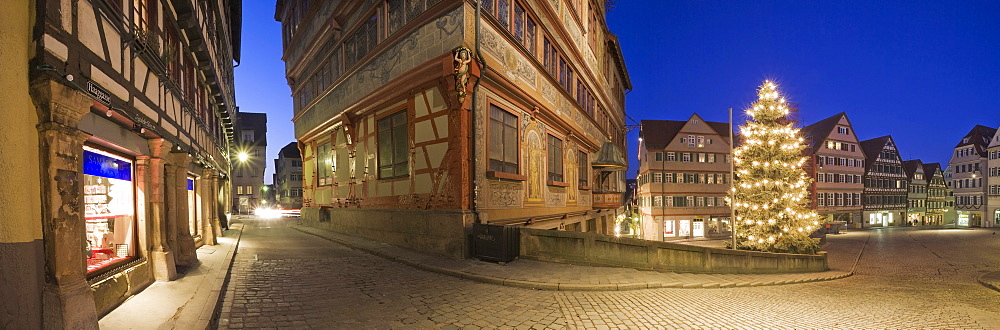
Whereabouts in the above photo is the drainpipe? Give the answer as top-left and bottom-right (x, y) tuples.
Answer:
(471, 0), (486, 223)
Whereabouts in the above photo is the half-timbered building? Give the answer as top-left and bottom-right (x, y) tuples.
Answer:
(923, 162), (949, 225)
(903, 159), (928, 225)
(0, 0), (240, 327)
(860, 136), (907, 227)
(276, 0), (630, 258)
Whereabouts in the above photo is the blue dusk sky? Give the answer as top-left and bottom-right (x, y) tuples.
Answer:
(236, 1), (1000, 183)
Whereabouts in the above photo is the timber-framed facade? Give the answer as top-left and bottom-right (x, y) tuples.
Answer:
(0, 0), (240, 327)
(276, 0), (631, 258)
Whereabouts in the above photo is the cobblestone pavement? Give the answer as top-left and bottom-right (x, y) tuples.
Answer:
(218, 219), (1000, 329)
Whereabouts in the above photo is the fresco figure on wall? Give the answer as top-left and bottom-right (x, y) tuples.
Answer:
(527, 131), (542, 201)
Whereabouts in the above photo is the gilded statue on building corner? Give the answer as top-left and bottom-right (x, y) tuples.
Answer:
(453, 47), (472, 105)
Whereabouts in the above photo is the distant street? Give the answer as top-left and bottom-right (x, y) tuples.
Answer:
(218, 218), (1000, 329)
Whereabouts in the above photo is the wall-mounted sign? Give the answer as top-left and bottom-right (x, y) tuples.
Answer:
(86, 81), (112, 105)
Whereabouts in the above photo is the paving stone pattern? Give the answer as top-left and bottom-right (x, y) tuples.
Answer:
(218, 219), (1000, 329)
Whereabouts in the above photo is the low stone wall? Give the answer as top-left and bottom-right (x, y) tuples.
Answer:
(520, 229), (827, 274)
(91, 260), (153, 316)
(300, 207), (474, 259)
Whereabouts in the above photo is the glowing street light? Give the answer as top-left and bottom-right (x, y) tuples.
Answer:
(237, 152), (249, 162)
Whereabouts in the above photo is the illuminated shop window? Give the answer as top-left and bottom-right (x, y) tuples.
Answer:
(188, 177), (201, 237)
(83, 146), (136, 274)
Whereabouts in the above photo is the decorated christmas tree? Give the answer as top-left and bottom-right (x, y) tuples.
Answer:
(728, 81), (821, 254)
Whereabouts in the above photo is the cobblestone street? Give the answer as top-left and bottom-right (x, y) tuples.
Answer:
(218, 218), (1000, 329)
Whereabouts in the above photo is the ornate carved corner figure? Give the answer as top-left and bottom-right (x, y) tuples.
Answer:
(453, 47), (472, 105)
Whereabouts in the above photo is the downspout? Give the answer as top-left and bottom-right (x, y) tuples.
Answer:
(471, 0), (486, 223)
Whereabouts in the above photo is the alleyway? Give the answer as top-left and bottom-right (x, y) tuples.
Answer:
(217, 218), (1000, 329)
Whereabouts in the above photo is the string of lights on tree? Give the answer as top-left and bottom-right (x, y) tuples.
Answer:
(726, 81), (821, 254)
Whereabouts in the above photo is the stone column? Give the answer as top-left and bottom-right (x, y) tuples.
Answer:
(134, 156), (151, 255)
(200, 168), (217, 245)
(148, 139), (177, 281)
(215, 174), (227, 235)
(31, 79), (100, 329)
(169, 152), (197, 266)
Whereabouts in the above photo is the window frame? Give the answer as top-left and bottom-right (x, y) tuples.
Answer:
(487, 103), (522, 178)
(376, 109), (410, 179)
(547, 134), (565, 184)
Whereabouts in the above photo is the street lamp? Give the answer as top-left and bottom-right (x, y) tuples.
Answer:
(237, 152), (249, 162)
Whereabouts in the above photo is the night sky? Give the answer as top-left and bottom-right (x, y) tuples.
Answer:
(236, 1), (1000, 183)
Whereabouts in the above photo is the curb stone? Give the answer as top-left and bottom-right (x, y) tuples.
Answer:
(290, 225), (854, 292)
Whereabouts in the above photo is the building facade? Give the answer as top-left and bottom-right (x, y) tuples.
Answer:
(903, 160), (928, 225)
(860, 136), (907, 227)
(276, 0), (630, 258)
(801, 112), (866, 228)
(0, 0), (239, 327)
(636, 115), (733, 241)
(923, 163), (948, 226)
(987, 128), (1000, 227)
(274, 142), (304, 209)
(232, 112), (267, 214)
(948, 125), (996, 227)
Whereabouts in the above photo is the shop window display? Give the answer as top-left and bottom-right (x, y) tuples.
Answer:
(188, 177), (201, 237)
(83, 147), (136, 273)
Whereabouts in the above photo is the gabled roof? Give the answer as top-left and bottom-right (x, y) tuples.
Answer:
(800, 112), (850, 154)
(954, 125), (998, 156)
(860, 135), (896, 163)
(923, 162), (943, 178)
(279, 142), (300, 159)
(902, 159), (924, 180)
(640, 113), (730, 150)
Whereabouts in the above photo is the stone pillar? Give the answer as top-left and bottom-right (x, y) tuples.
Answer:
(148, 139), (177, 281)
(215, 174), (227, 235)
(168, 152), (197, 266)
(134, 156), (151, 255)
(200, 169), (217, 245)
(31, 79), (100, 329)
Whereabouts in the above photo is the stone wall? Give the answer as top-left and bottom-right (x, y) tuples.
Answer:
(90, 261), (153, 316)
(300, 207), (474, 259)
(520, 229), (828, 274)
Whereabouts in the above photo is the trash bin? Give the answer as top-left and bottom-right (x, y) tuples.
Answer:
(472, 223), (520, 263)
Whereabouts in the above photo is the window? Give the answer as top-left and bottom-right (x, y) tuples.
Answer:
(655, 152), (662, 161)
(687, 135), (696, 147)
(489, 105), (519, 174)
(377, 111), (409, 178)
(666, 152), (676, 162)
(547, 135), (563, 182)
(511, 2), (536, 54)
(665, 173), (674, 183)
(237, 186), (243, 195)
(130, 0), (156, 33)
(578, 151), (588, 187)
(242, 131), (255, 142)
(317, 143), (332, 185)
(698, 153), (706, 163)
(682, 153), (691, 162)
(246, 186), (253, 195)
(696, 136), (705, 148)
(653, 173), (662, 183)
